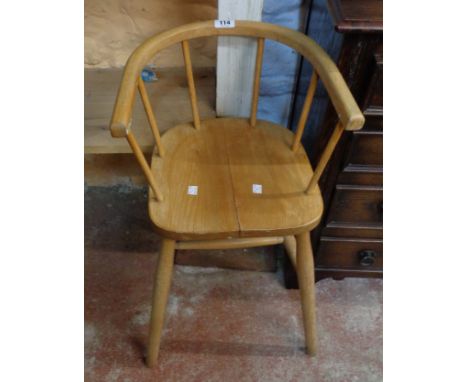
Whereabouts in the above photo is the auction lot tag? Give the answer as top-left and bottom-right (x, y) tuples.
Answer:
(187, 185), (198, 195)
(252, 184), (263, 194)
(214, 20), (235, 28)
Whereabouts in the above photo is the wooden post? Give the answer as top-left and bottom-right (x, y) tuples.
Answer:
(216, 0), (264, 117)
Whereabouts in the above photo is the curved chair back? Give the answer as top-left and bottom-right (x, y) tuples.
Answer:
(110, 20), (365, 201)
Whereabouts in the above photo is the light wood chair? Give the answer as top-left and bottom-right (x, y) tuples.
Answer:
(110, 20), (364, 367)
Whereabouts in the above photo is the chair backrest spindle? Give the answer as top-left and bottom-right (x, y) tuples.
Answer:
(138, 77), (165, 157)
(305, 122), (344, 194)
(111, 21), (364, 138)
(181, 40), (201, 129)
(250, 37), (265, 127)
(292, 71), (318, 152)
(126, 132), (164, 201)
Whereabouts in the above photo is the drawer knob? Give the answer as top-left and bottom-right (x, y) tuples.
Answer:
(358, 250), (376, 266)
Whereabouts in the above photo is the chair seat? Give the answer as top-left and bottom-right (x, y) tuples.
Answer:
(149, 117), (323, 240)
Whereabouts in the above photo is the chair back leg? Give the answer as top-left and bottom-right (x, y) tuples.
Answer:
(295, 231), (317, 356)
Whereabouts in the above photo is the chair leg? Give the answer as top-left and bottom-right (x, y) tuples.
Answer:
(283, 235), (297, 269)
(295, 231), (317, 356)
(146, 238), (176, 367)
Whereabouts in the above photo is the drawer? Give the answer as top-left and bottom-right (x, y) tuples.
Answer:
(326, 186), (383, 227)
(361, 115), (382, 133)
(340, 116), (382, 184)
(322, 224), (383, 239)
(316, 237), (383, 269)
(362, 50), (383, 115)
(338, 168), (382, 186)
(346, 131), (382, 167)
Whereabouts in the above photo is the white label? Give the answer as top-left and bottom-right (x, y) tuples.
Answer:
(214, 19), (235, 28)
(252, 184), (262, 194)
(187, 185), (198, 195)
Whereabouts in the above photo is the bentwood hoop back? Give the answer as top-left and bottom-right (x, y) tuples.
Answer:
(110, 20), (365, 367)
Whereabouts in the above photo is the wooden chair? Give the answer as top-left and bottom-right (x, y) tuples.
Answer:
(110, 20), (364, 367)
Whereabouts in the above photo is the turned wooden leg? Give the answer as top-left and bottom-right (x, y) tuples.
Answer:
(147, 238), (176, 367)
(283, 235), (297, 269)
(295, 231), (317, 356)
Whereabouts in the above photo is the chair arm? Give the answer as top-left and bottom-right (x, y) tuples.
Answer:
(323, 70), (365, 131)
(109, 65), (138, 137)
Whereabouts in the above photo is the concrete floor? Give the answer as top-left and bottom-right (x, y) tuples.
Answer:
(85, 186), (382, 381)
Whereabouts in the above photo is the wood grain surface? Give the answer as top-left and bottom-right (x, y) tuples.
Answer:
(149, 118), (324, 240)
(85, 67), (215, 153)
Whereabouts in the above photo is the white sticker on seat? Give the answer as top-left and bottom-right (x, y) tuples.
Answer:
(252, 184), (262, 194)
(187, 185), (198, 195)
(214, 19), (235, 28)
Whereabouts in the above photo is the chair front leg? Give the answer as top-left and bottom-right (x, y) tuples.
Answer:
(295, 231), (317, 356)
(147, 238), (176, 367)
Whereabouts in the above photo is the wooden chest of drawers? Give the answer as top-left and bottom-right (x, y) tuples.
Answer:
(283, 0), (383, 285)
(313, 0), (383, 282)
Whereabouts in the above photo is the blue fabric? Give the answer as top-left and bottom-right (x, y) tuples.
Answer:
(258, 0), (304, 126)
(259, 0), (342, 147)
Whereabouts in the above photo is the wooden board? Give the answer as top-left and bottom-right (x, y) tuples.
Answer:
(150, 119), (239, 239)
(327, 0), (383, 32)
(149, 118), (323, 240)
(216, 0), (264, 117)
(224, 119), (323, 236)
(84, 67), (216, 154)
(84, 153), (148, 186)
(175, 246), (277, 271)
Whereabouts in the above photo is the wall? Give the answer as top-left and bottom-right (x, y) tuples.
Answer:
(84, 0), (339, 131)
(84, 0), (217, 68)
